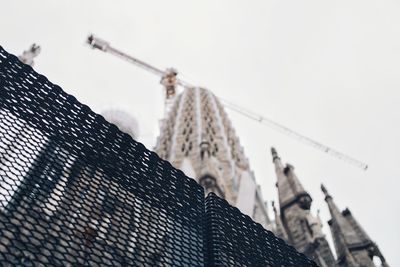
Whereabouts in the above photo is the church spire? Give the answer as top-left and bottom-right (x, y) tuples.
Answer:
(271, 148), (336, 266)
(155, 87), (271, 228)
(322, 184), (389, 267)
(271, 147), (283, 170)
(271, 147), (312, 212)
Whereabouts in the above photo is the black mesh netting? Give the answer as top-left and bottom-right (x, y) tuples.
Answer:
(0, 46), (316, 266)
(204, 193), (317, 266)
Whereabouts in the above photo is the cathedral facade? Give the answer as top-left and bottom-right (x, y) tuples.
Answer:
(154, 87), (389, 267)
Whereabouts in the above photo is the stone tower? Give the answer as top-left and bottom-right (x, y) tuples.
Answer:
(321, 185), (389, 267)
(271, 147), (336, 266)
(154, 87), (270, 228)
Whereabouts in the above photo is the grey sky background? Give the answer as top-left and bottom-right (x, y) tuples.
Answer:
(1, 0), (399, 264)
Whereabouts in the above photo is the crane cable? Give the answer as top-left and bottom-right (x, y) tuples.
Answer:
(219, 97), (368, 170)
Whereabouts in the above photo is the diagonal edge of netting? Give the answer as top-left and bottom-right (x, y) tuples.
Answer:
(204, 192), (318, 266)
(0, 45), (204, 221)
(0, 45), (207, 266)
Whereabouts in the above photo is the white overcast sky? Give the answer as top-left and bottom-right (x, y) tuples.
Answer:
(1, 0), (400, 264)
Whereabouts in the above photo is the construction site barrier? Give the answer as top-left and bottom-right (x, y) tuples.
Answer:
(0, 46), (316, 267)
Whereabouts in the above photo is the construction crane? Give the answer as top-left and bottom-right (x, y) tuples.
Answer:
(86, 34), (368, 171)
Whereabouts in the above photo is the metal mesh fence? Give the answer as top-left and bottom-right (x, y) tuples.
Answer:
(0, 46), (316, 266)
(204, 193), (318, 266)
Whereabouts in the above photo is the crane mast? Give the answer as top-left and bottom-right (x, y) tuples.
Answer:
(86, 34), (368, 171)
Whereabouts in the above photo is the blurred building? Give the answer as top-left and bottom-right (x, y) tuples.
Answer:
(102, 109), (139, 140)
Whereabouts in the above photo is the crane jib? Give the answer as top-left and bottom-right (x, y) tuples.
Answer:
(86, 34), (368, 171)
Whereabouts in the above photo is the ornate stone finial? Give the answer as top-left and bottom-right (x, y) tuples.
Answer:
(321, 184), (328, 195)
(18, 44), (41, 66)
(283, 163), (295, 174)
(271, 147), (279, 161)
(321, 184), (332, 200)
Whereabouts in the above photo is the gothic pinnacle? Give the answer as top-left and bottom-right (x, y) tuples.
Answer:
(321, 184), (328, 195)
(321, 183), (387, 266)
(271, 154), (336, 265)
(271, 147), (279, 161)
(321, 184), (332, 200)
